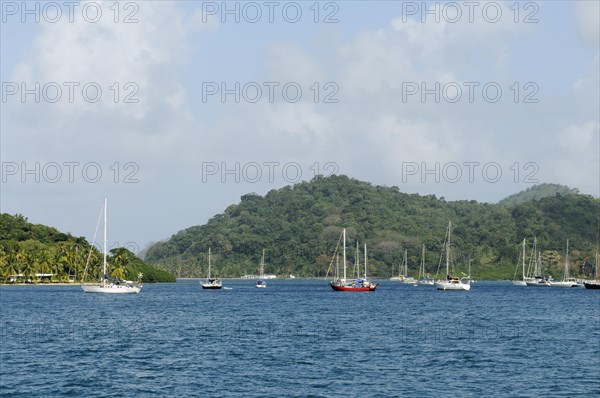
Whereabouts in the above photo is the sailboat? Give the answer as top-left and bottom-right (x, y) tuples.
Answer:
(525, 240), (551, 286)
(435, 221), (470, 291)
(512, 239), (528, 286)
(584, 253), (600, 289)
(329, 229), (379, 291)
(417, 244), (434, 285)
(81, 199), (142, 294)
(255, 249), (267, 288)
(400, 250), (416, 284)
(551, 239), (583, 287)
(201, 247), (222, 289)
(390, 249), (415, 283)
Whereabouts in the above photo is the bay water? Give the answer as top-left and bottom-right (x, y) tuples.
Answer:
(1, 280), (599, 397)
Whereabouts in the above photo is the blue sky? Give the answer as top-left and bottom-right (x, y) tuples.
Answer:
(1, 0), (598, 251)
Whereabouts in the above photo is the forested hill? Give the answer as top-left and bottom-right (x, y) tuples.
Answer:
(0, 213), (175, 283)
(145, 175), (599, 280)
(498, 183), (580, 206)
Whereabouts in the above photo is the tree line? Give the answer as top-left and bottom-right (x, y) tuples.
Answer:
(145, 175), (599, 280)
(0, 213), (175, 283)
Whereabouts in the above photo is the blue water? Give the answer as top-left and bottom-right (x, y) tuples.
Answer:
(1, 280), (599, 397)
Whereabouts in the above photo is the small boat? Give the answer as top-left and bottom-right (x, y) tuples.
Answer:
(256, 249), (267, 288)
(435, 221), (470, 291)
(201, 247), (222, 289)
(417, 244), (434, 286)
(329, 229), (379, 292)
(526, 251), (552, 287)
(551, 240), (583, 288)
(81, 199), (142, 294)
(584, 253), (600, 290)
(512, 239), (528, 286)
(391, 249), (415, 283)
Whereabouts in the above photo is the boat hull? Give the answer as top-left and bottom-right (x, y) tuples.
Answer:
(201, 284), (222, 289)
(329, 282), (378, 291)
(550, 281), (582, 288)
(584, 281), (600, 290)
(512, 281), (527, 286)
(81, 284), (141, 294)
(525, 281), (551, 287)
(435, 281), (470, 291)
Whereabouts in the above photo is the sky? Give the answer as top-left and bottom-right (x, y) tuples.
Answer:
(1, 0), (599, 253)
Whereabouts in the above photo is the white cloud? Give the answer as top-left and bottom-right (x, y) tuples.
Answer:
(5, 1), (198, 159)
(2, 1), (598, 247)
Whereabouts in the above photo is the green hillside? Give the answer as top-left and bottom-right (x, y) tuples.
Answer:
(0, 213), (175, 283)
(145, 175), (600, 280)
(498, 183), (580, 206)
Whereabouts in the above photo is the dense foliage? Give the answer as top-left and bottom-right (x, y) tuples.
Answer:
(0, 213), (175, 283)
(498, 183), (580, 206)
(145, 176), (600, 280)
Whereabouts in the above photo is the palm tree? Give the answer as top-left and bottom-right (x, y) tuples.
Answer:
(38, 249), (52, 279)
(111, 266), (126, 280)
(21, 252), (36, 283)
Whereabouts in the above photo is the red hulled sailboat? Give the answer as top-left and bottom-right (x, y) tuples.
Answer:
(329, 228), (379, 292)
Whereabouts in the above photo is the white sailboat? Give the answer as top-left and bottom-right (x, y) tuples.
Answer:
(255, 249), (267, 288)
(435, 221), (470, 291)
(400, 249), (416, 284)
(81, 199), (142, 294)
(418, 244), (434, 285)
(551, 239), (583, 288)
(512, 239), (528, 286)
(201, 247), (222, 289)
(525, 240), (551, 287)
(390, 249), (415, 283)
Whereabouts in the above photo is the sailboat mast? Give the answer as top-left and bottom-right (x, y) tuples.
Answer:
(356, 241), (360, 279)
(343, 229), (347, 281)
(404, 249), (408, 276)
(564, 239), (569, 280)
(446, 221), (451, 275)
(521, 238), (526, 280)
(103, 198), (107, 287)
(261, 249), (265, 278)
(208, 247), (211, 279)
(364, 243), (367, 279)
(420, 244), (425, 279)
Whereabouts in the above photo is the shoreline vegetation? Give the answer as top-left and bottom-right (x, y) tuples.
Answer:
(146, 177), (599, 281)
(2, 177), (598, 283)
(0, 213), (176, 284)
(0, 278), (549, 286)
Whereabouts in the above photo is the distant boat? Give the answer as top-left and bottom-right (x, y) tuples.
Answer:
(512, 239), (528, 286)
(256, 249), (267, 288)
(417, 244), (434, 285)
(551, 240), (583, 288)
(435, 221), (470, 291)
(400, 249), (416, 284)
(201, 247), (222, 289)
(329, 229), (378, 292)
(81, 199), (142, 294)
(526, 243), (551, 287)
(390, 249), (415, 283)
(584, 253), (600, 290)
